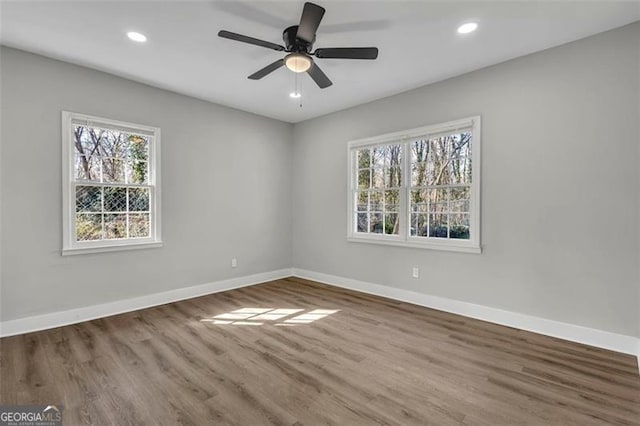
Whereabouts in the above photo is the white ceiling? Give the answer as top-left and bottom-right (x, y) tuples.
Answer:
(1, 1), (639, 123)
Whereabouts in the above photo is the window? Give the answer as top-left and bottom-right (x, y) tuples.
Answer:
(348, 116), (480, 253)
(62, 112), (162, 255)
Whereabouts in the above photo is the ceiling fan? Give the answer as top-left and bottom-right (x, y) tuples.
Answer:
(218, 2), (379, 89)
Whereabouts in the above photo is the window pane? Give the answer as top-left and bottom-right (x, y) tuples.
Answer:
(436, 158), (471, 186)
(76, 213), (102, 241)
(428, 214), (448, 238)
(372, 146), (387, 168)
(356, 191), (368, 212)
(372, 167), (385, 188)
(74, 126), (98, 155)
(372, 144), (402, 167)
(74, 154), (101, 181)
(411, 214), (417, 236)
(450, 213), (470, 240)
(76, 186), (102, 212)
(128, 160), (149, 184)
(385, 166), (402, 187)
(370, 191), (383, 212)
(451, 133), (472, 161)
(384, 213), (399, 235)
(384, 189), (399, 205)
(428, 188), (448, 213)
(358, 169), (371, 189)
(411, 140), (429, 163)
(370, 213), (383, 233)
(430, 135), (451, 157)
(429, 161), (447, 186)
(411, 162), (432, 187)
(357, 213), (368, 232)
(128, 135), (149, 161)
(102, 158), (125, 183)
(100, 130), (127, 159)
(387, 145), (402, 167)
(104, 187), (127, 212)
(129, 213), (150, 238)
(428, 132), (472, 186)
(411, 213), (428, 237)
(448, 155), (472, 185)
(411, 203), (428, 214)
(411, 189), (427, 205)
(384, 190), (400, 213)
(357, 149), (371, 169)
(450, 186), (470, 213)
(127, 134), (149, 184)
(128, 188), (150, 212)
(104, 214), (127, 239)
(430, 135), (456, 186)
(356, 144), (402, 191)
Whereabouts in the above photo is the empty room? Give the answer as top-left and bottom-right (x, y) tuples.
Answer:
(1, 1), (639, 424)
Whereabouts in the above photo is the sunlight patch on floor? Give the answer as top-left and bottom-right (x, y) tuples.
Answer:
(200, 308), (339, 326)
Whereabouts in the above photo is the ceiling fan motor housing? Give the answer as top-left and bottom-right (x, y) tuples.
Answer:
(283, 25), (313, 53)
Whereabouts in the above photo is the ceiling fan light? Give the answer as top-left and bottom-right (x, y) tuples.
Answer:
(285, 53), (312, 73)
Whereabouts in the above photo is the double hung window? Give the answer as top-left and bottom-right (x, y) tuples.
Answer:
(348, 117), (480, 253)
(62, 112), (161, 255)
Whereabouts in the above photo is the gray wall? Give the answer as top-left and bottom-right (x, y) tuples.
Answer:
(292, 23), (640, 337)
(0, 47), (293, 321)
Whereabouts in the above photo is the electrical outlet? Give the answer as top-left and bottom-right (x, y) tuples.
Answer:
(231, 258), (237, 268)
(412, 267), (419, 278)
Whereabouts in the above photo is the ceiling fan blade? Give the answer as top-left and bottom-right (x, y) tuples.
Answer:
(314, 47), (379, 59)
(297, 2), (325, 44)
(306, 62), (332, 88)
(218, 30), (285, 51)
(248, 59), (285, 80)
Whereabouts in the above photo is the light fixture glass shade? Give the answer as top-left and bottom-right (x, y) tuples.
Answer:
(285, 53), (312, 73)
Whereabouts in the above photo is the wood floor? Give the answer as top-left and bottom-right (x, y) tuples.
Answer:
(1, 278), (639, 425)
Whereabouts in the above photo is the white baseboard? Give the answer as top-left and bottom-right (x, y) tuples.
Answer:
(292, 268), (640, 364)
(0, 268), (293, 338)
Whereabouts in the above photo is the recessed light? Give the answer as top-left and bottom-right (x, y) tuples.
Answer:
(457, 22), (478, 34)
(289, 92), (301, 99)
(127, 31), (147, 43)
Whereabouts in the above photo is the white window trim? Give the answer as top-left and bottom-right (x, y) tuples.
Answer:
(61, 111), (162, 256)
(347, 116), (481, 254)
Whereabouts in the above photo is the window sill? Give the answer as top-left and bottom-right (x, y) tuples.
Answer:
(347, 235), (481, 254)
(62, 241), (163, 256)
